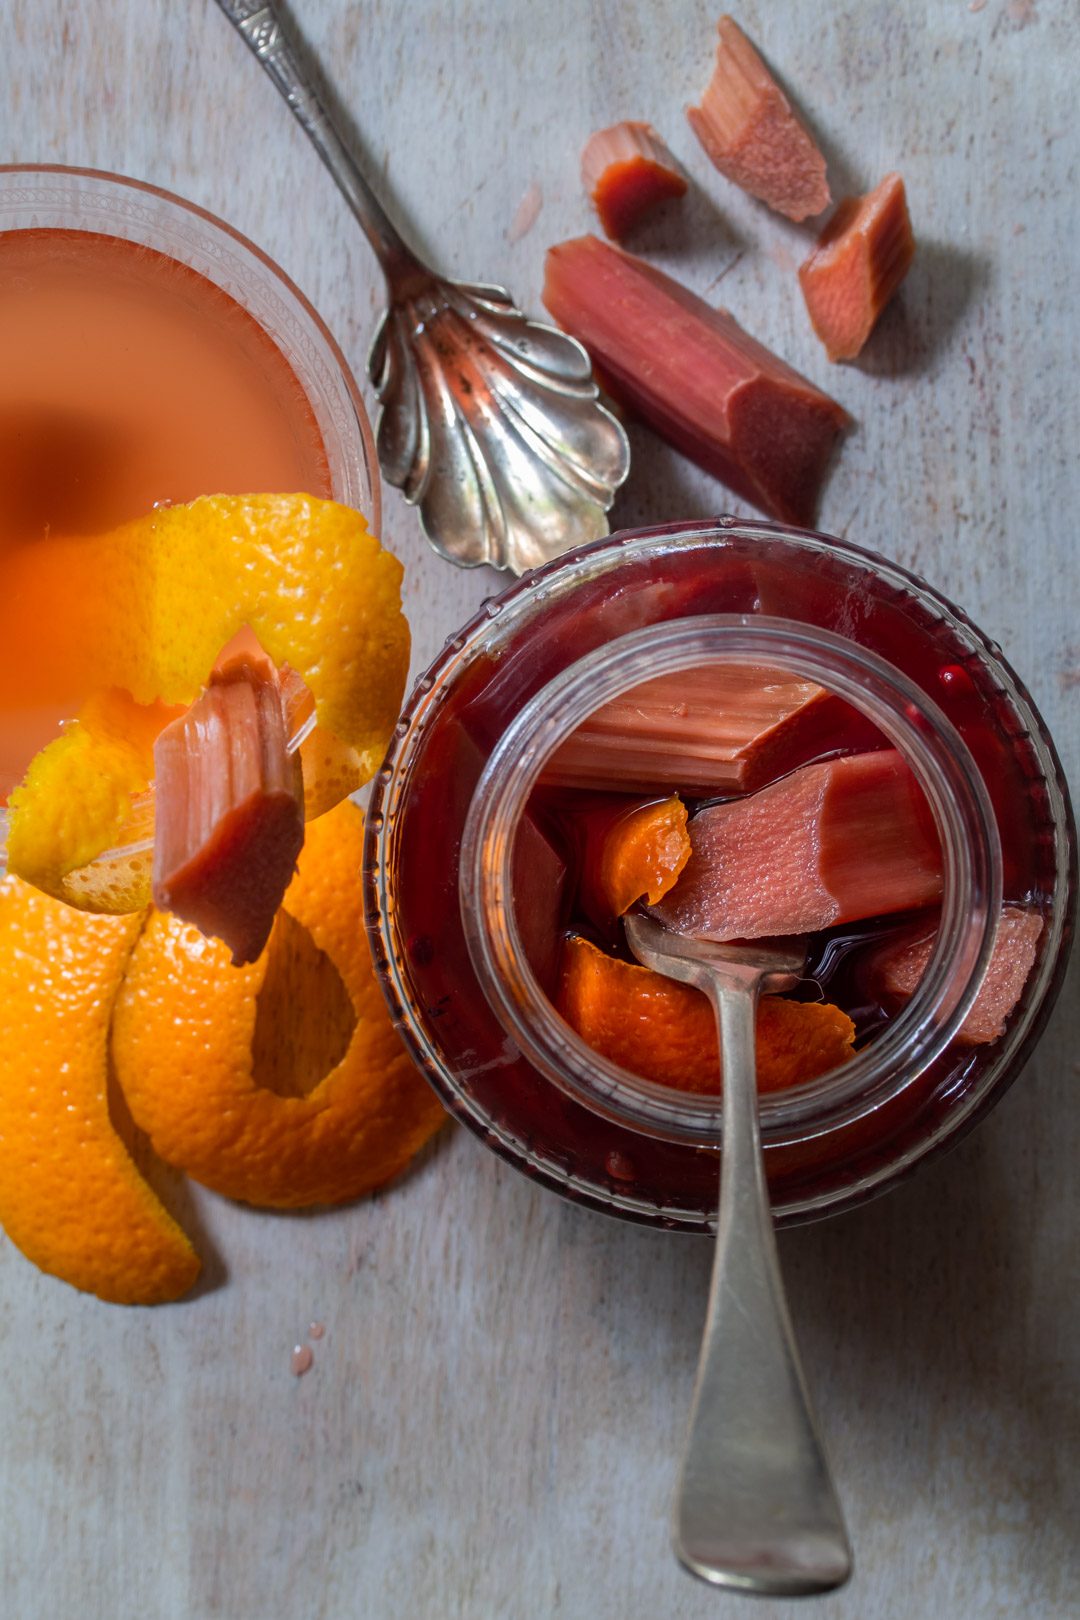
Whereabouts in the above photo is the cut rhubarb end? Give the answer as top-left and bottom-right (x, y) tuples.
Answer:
(687, 16), (831, 222)
(799, 173), (915, 361)
(581, 121), (688, 239)
(654, 749), (943, 941)
(557, 934), (854, 1094)
(870, 905), (1044, 1046)
(542, 235), (849, 526)
(543, 663), (885, 795)
(152, 649), (305, 967)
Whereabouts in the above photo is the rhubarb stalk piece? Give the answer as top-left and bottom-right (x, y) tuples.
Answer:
(869, 905), (1044, 1045)
(152, 649), (305, 967)
(543, 664), (883, 795)
(687, 16), (830, 222)
(799, 174), (916, 361)
(542, 235), (849, 526)
(653, 749), (942, 941)
(581, 121), (688, 239)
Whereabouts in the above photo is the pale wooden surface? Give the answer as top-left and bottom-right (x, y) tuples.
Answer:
(2, 2), (1078, 1617)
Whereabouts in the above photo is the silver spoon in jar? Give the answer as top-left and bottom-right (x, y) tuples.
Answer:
(213, 0), (630, 572)
(624, 915), (852, 1596)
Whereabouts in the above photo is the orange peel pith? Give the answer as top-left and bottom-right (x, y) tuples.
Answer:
(4, 494), (409, 904)
(0, 877), (200, 1304)
(111, 800), (447, 1208)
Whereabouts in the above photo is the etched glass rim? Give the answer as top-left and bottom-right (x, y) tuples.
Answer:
(365, 517), (1075, 1224)
(0, 163), (377, 872)
(460, 615), (1004, 1147)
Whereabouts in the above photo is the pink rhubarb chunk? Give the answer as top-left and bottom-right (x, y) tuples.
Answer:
(542, 234), (849, 526)
(653, 749), (942, 941)
(799, 173), (916, 361)
(152, 649), (305, 967)
(543, 664), (883, 795)
(687, 16), (830, 222)
(581, 121), (688, 240)
(870, 905), (1044, 1045)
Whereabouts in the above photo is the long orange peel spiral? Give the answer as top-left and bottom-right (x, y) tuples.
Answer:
(2, 494), (408, 911)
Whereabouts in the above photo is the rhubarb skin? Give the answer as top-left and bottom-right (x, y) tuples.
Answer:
(581, 121), (688, 240)
(870, 905), (1044, 1046)
(558, 934), (854, 1094)
(542, 235), (849, 527)
(152, 651), (305, 967)
(799, 174), (915, 361)
(543, 663), (884, 796)
(687, 16), (830, 222)
(654, 749), (942, 941)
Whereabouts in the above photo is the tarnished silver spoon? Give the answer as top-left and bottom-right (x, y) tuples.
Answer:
(213, 0), (630, 572)
(625, 915), (852, 1596)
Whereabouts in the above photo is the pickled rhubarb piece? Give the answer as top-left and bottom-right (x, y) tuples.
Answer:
(870, 905), (1044, 1045)
(654, 749), (942, 941)
(542, 236), (849, 525)
(557, 935), (854, 1094)
(687, 16), (830, 221)
(581, 121), (688, 239)
(152, 650), (304, 966)
(543, 664), (884, 795)
(799, 174), (915, 361)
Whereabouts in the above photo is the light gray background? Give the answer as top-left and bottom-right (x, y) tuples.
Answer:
(1, 2), (1077, 1617)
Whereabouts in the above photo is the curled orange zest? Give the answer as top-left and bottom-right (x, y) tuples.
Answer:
(599, 796), (691, 917)
(111, 800), (447, 1208)
(557, 934), (855, 1094)
(0, 878), (199, 1304)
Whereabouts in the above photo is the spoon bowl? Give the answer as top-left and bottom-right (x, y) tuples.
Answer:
(214, 0), (630, 571)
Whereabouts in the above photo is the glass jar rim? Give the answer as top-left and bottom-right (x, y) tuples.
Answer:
(459, 613), (1003, 1147)
(0, 162), (376, 875)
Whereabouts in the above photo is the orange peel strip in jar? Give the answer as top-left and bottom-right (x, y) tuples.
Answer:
(557, 934), (855, 1095)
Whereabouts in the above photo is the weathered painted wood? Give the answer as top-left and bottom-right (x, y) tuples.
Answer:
(1, 2), (1076, 1616)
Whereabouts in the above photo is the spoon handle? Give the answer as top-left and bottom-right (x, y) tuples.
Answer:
(211, 0), (425, 287)
(676, 962), (852, 1595)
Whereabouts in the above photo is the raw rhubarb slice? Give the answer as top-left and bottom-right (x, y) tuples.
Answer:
(869, 905), (1044, 1045)
(653, 749), (942, 940)
(799, 173), (915, 361)
(581, 121), (688, 239)
(152, 649), (304, 967)
(543, 663), (884, 795)
(687, 16), (830, 221)
(542, 235), (849, 526)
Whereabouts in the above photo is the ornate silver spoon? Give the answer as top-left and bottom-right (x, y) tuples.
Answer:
(213, 0), (630, 572)
(624, 915), (852, 1596)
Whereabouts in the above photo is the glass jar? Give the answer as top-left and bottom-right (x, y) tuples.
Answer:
(364, 519), (1075, 1228)
(0, 163), (379, 877)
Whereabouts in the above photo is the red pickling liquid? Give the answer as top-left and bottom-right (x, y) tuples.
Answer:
(0, 229), (332, 795)
(388, 535), (1061, 1220)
